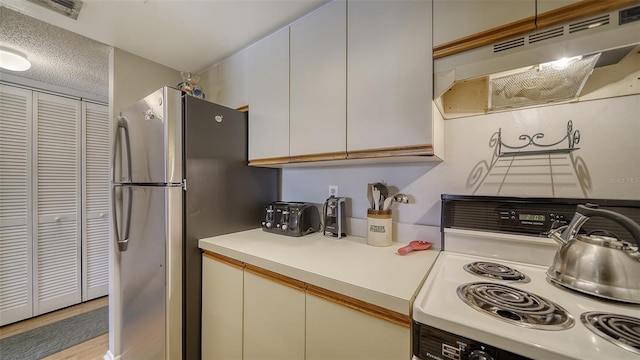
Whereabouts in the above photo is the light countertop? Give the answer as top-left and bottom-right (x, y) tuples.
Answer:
(199, 228), (440, 315)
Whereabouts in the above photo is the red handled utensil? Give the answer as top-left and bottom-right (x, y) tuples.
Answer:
(397, 240), (432, 255)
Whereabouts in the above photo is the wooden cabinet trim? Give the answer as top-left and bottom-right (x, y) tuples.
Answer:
(348, 145), (434, 159)
(244, 264), (307, 292)
(433, 0), (640, 59)
(202, 253), (411, 325)
(203, 251), (245, 270)
(248, 156), (291, 166)
(306, 285), (411, 328)
(236, 105), (249, 112)
(289, 152), (348, 163)
(249, 145), (435, 166)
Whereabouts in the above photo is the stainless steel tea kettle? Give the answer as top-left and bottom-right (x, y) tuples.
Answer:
(547, 204), (640, 304)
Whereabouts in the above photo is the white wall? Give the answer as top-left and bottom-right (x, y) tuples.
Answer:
(282, 95), (640, 226)
(108, 48), (180, 360)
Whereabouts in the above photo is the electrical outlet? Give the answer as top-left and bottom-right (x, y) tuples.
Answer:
(328, 185), (338, 197)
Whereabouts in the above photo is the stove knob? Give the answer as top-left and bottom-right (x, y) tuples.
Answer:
(468, 349), (494, 360)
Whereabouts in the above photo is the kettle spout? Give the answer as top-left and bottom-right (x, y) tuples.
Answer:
(559, 211), (591, 242)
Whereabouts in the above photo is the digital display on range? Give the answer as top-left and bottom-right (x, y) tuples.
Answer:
(519, 214), (545, 221)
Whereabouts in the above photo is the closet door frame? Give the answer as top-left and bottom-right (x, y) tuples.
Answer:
(81, 101), (110, 300)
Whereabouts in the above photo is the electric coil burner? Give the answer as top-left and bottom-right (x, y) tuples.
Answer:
(463, 261), (530, 282)
(412, 195), (640, 360)
(457, 282), (574, 330)
(581, 312), (640, 355)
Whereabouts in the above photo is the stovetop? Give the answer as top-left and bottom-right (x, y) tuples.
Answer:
(413, 250), (640, 359)
(413, 195), (640, 360)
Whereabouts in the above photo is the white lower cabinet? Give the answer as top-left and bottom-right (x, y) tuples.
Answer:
(306, 292), (410, 360)
(202, 254), (244, 360)
(244, 267), (306, 360)
(201, 252), (411, 360)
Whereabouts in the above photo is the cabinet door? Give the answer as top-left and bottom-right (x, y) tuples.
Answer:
(248, 27), (290, 161)
(306, 293), (410, 360)
(243, 269), (305, 360)
(347, 0), (433, 152)
(202, 254), (243, 360)
(290, 0), (346, 157)
(537, 0), (582, 14)
(432, 0), (534, 47)
(0, 85), (33, 326)
(33, 92), (82, 315)
(206, 49), (249, 110)
(82, 102), (109, 300)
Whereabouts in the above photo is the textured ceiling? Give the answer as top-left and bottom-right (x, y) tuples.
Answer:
(0, 6), (110, 100)
(1, 0), (327, 103)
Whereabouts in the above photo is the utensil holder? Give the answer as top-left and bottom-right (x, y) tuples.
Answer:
(367, 209), (392, 247)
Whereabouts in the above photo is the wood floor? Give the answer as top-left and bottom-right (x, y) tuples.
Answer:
(0, 296), (109, 360)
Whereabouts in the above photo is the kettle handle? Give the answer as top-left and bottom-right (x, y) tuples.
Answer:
(575, 204), (640, 246)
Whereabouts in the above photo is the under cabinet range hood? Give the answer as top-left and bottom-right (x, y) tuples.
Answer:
(435, 5), (640, 119)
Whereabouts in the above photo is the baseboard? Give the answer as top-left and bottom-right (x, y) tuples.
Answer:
(103, 350), (115, 360)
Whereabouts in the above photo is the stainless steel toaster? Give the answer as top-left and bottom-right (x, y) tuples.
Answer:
(261, 201), (320, 236)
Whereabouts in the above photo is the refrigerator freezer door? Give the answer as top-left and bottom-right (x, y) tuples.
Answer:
(115, 87), (183, 184)
(117, 184), (183, 360)
(182, 96), (279, 360)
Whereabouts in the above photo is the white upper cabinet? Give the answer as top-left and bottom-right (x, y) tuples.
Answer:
(206, 49), (249, 110)
(247, 27), (290, 161)
(347, 0), (434, 153)
(289, 0), (347, 158)
(433, 0), (535, 47)
(537, 0), (582, 14)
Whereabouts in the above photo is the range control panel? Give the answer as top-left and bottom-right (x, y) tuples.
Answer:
(496, 208), (569, 230)
(441, 195), (640, 241)
(412, 321), (531, 360)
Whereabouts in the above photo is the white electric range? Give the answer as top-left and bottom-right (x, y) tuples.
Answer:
(412, 195), (640, 360)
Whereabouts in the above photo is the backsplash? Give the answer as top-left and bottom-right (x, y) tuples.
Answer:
(282, 94), (640, 227)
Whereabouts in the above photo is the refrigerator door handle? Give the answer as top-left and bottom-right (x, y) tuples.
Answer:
(112, 185), (133, 252)
(112, 115), (133, 183)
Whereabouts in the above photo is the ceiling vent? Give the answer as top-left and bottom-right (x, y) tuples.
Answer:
(27, 0), (83, 20)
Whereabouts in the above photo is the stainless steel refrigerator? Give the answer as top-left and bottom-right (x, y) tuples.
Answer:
(111, 86), (278, 359)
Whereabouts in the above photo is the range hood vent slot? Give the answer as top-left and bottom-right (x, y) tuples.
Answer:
(493, 37), (525, 53)
(529, 27), (564, 44)
(569, 14), (610, 33)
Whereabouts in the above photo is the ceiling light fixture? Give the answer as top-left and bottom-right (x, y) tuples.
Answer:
(0, 48), (32, 71)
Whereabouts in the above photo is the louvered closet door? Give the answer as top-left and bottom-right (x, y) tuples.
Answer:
(0, 85), (33, 326)
(82, 102), (109, 300)
(33, 92), (81, 315)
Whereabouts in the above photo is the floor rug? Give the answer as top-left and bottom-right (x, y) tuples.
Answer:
(0, 306), (108, 360)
